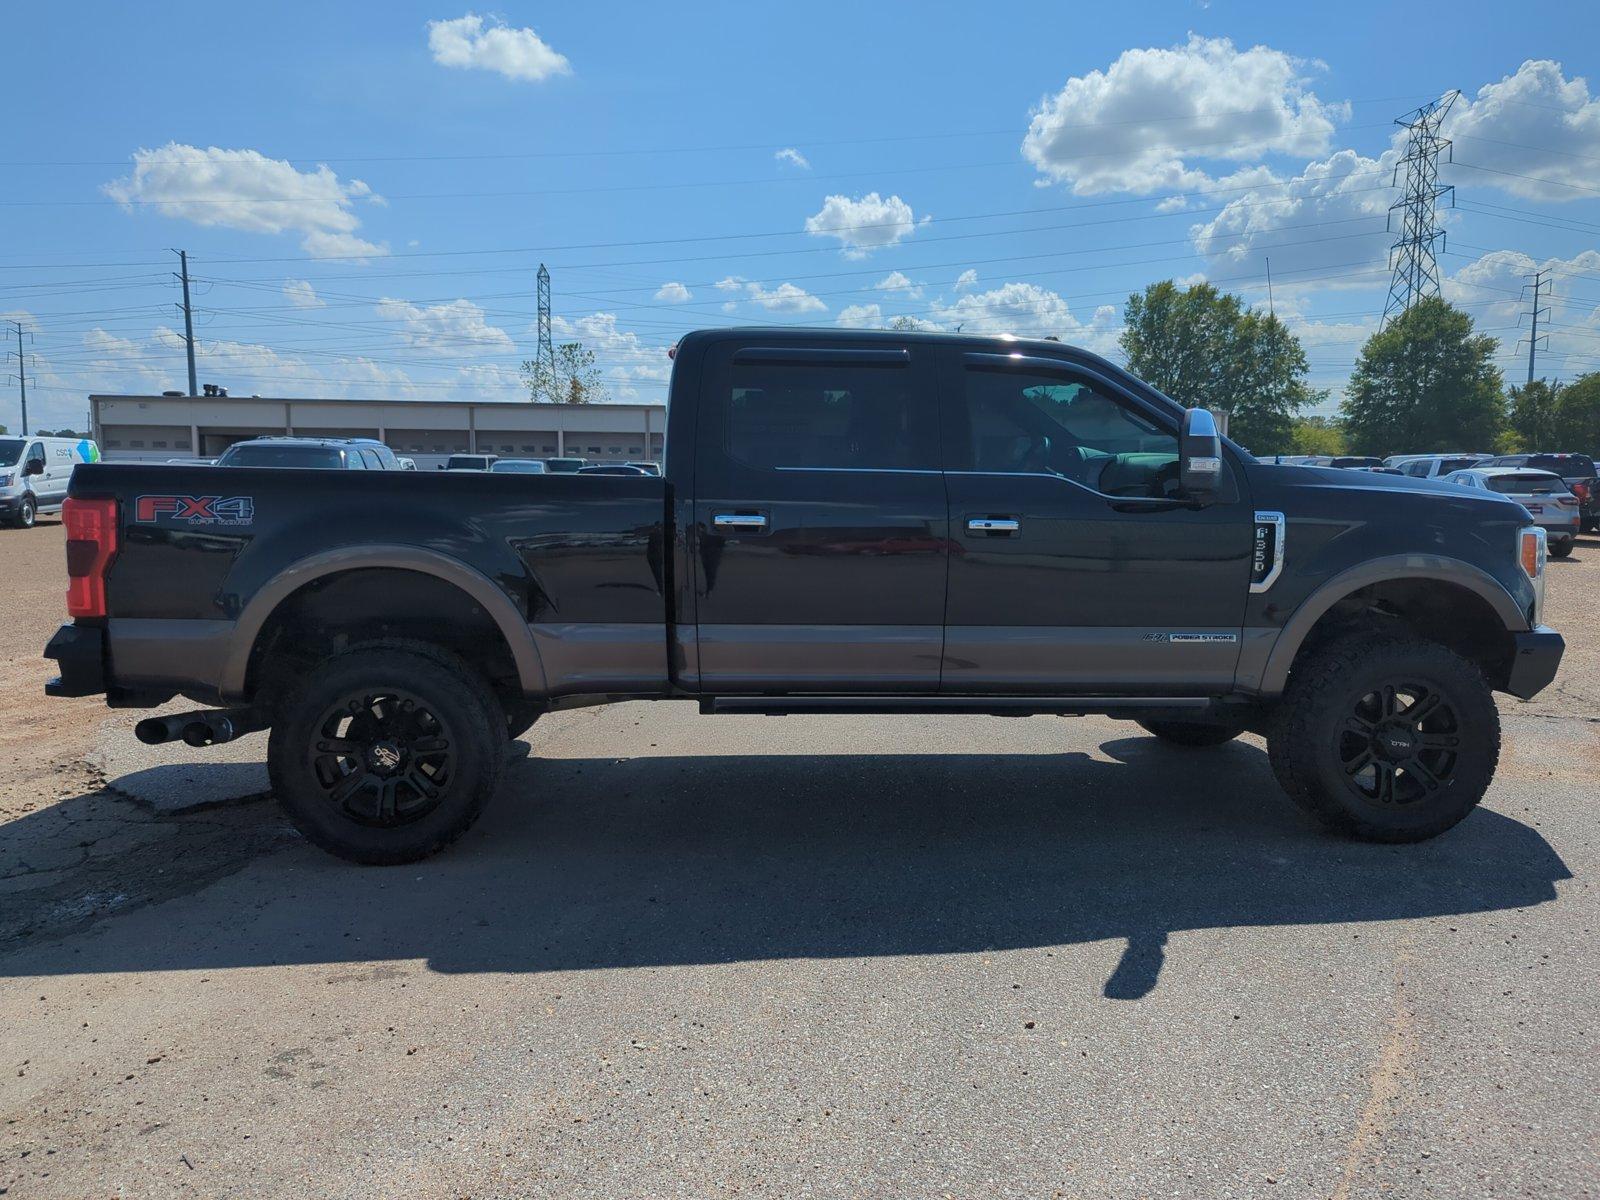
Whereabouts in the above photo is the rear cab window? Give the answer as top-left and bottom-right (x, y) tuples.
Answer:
(221, 445), (343, 468)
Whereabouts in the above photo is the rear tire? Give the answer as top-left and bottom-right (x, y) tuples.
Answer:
(1267, 632), (1499, 843)
(1136, 718), (1245, 747)
(267, 642), (505, 864)
(1549, 539), (1573, 559)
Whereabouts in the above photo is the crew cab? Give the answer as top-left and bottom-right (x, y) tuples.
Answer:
(45, 329), (1564, 863)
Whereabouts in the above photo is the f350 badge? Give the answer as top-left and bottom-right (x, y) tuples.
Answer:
(135, 494), (256, 526)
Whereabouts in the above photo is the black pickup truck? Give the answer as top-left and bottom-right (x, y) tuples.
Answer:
(46, 329), (1564, 863)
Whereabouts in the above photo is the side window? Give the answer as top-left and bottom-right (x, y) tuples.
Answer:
(1403, 461), (1429, 477)
(359, 448), (384, 470)
(959, 369), (1178, 498)
(726, 360), (935, 470)
(344, 450), (366, 470)
(27, 442), (44, 466)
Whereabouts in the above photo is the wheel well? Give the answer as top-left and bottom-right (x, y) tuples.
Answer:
(1293, 578), (1516, 689)
(245, 568), (522, 712)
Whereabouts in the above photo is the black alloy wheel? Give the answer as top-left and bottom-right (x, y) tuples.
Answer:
(1335, 681), (1460, 808)
(308, 688), (457, 827)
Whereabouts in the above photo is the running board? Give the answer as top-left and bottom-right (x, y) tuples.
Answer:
(699, 695), (1211, 717)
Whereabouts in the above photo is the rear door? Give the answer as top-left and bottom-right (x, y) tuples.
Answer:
(691, 339), (948, 691)
(938, 349), (1254, 693)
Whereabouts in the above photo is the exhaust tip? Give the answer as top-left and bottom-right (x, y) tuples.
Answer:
(180, 721), (214, 748)
(134, 718), (171, 745)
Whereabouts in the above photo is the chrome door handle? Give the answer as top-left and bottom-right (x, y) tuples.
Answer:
(967, 517), (1020, 535)
(714, 512), (768, 530)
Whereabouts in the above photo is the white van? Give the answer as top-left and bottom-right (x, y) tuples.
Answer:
(0, 436), (102, 528)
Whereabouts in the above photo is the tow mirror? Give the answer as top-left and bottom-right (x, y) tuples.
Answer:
(1179, 408), (1222, 504)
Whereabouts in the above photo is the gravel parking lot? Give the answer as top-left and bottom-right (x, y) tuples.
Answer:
(1, 518), (1595, 1198)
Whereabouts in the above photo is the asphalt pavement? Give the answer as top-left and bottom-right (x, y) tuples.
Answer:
(2, 697), (1595, 1199)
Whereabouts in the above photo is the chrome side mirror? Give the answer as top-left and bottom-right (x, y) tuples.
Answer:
(1179, 408), (1222, 504)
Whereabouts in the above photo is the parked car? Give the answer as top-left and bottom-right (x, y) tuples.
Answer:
(577, 464), (650, 476)
(165, 457), (218, 466)
(396, 456), (417, 471)
(543, 457), (590, 474)
(1480, 453), (1597, 532)
(217, 437), (404, 471)
(1327, 456), (1384, 469)
(441, 453), (497, 472)
(45, 327), (1563, 863)
(490, 459), (549, 474)
(1386, 453), (1490, 480)
(0, 435), (100, 528)
(1442, 467), (1580, 557)
(626, 461), (663, 476)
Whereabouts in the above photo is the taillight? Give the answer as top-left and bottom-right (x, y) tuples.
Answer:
(1573, 481), (1590, 503)
(63, 496), (118, 618)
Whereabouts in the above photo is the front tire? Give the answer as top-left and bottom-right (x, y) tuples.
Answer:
(267, 643), (505, 864)
(14, 495), (36, 529)
(1268, 633), (1499, 843)
(1136, 718), (1245, 747)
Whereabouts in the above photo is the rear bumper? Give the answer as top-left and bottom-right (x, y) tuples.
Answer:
(43, 622), (106, 697)
(1504, 626), (1565, 701)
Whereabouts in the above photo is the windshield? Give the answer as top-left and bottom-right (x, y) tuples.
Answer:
(0, 439), (23, 467)
(1487, 472), (1567, 495)
(445, 456), (490, 470)
(490, 459), (546, 473)
(544, 458), (589, 473)
(220, 444), (342, 469)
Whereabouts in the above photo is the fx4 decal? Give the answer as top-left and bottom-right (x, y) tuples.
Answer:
(135, 494), (256, 526)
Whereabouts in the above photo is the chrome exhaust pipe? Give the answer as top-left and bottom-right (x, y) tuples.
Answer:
(134, 708), (268, 747)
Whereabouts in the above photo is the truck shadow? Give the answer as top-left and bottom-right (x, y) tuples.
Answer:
(2, 735), (1572, 999)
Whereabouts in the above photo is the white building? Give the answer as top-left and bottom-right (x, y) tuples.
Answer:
(89, 394), (668, 469)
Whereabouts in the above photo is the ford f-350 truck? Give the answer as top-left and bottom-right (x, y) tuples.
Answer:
(45, 329), (1564, 862)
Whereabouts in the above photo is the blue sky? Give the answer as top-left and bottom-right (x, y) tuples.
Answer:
(3, 1), (1598, 431)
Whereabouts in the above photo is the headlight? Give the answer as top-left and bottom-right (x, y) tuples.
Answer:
(0, 473), (12, 488)
(1519, 525), (1547, 626)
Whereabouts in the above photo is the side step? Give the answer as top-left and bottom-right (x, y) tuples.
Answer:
(699, 695), (1211, 717)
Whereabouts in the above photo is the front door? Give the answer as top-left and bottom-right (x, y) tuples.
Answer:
(938, 350), (1253, 693)
(692, 340), (949, 692)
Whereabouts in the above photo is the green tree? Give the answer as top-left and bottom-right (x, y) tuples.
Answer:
(1507, 379), (1562, 451)
(1120, 280), (1319, 455)
(522, 342), (606, 405)
(1287, 416), (1346, 456)
(1553, 372), (1600, 450)
(1340, 298), (1505, 455)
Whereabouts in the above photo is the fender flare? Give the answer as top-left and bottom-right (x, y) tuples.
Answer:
(1249, 554), (1528, 696)
(219, 544), (548, 699)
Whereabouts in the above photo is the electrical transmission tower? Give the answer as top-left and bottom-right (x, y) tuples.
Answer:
(1381, 90), (1460, 328)
(1519, 269), (1550, 385)
(7, 320), (31, 437)
(535, 264), (554, 387)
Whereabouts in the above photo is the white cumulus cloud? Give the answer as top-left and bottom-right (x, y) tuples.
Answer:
(1444, 60), (1600, 201)
(836, 303), (885, 329)
(653, 281), (692, 303)
(804, 192), (924, 257)
(283, 279), (325, 308)
(775, 147), (811, 169)
(427, 13), (571, 82)
(953, 268), (979, 292)
(873, 270), (923, 299)
(1022, 34), (1345, 196)
(104, 143), (387, 259)
(715, 277), (827, 314)
(375, 297), (514, 355)
(929, 282), (1120, 354)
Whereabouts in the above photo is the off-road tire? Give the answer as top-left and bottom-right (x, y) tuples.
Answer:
(1267, 632), (1499, 843)
(267, 641), (506, 864)
(1136, 718), (1245, 747)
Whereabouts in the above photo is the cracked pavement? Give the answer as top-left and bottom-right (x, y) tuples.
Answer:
(0, 520), (1595, 1199)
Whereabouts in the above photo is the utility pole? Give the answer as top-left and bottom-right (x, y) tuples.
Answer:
(1521, 269), (1549, 386)
(174, 249), (197, 395)
(1381, 91), (1459, 328)
(7, 320), (28, 437)
(1265, 256), (1275, 318)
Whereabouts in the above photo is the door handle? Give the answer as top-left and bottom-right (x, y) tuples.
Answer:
(713, 512), (768, 531)
(967, 517), (1020, 535)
